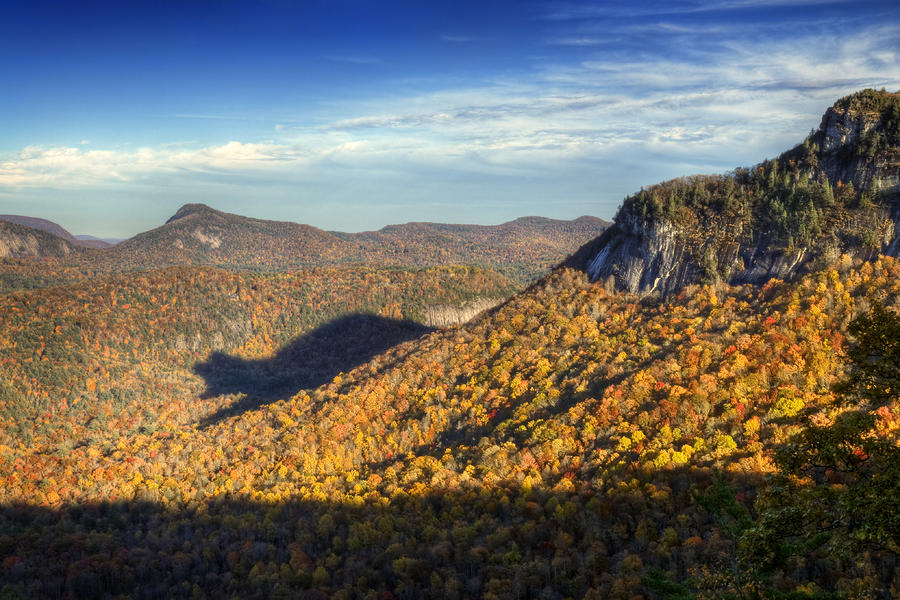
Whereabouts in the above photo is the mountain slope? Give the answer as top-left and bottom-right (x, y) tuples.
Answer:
(570, 89), (900, 294)
(0, 220), (80, 258)
(107, 203), (353, 269)
(0, 263), (517, 447)
(3, 257), (898, 598)
(344, 214), (609, 283)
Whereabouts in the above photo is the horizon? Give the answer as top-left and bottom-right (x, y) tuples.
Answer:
(1, 0), (899, 237)
(2, 202), (608, 240)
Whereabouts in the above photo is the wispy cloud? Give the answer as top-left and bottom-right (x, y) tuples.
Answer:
(171, 113), (255, 120)
(546, 37), (608, 46)
(325, 55), (383, 65)
(539, 0), (853, 20)
(441, 34), (472, 42)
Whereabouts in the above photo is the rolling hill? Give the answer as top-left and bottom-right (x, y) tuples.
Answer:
(342, 215), (610, 283)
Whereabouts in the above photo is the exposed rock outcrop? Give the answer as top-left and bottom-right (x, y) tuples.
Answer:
(0, 221), (78, 259)
(423, 298), (503, 327)
(817, 94), (900, 191)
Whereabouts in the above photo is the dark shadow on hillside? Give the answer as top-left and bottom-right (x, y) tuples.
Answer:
(0, 470), (772, 600)
(5, 463), (884, 600)
(195, 314), (434, 427)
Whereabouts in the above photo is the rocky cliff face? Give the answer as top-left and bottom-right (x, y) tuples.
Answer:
(576, 205), (829, 296)
(0, 221), (78, 259)
(423, 298), (503, 328)
(572, 89), (900, 295)
(581, 214), (697, 296)
(817, 94), (900, 191)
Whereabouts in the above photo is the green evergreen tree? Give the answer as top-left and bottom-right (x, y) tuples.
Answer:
(741, 301), (900, 594)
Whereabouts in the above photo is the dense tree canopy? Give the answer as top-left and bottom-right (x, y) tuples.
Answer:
(743, 301), (900, 597)
(2, 254), (899, 598)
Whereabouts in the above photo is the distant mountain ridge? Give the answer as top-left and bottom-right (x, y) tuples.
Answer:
(1, 203), (608, 284)
(355, 214), (605, 235)
(72, 203), (609, 282)
(570, 89), (900, 294)
(75, 234), (121, 246)
(341, 214), (609, 281)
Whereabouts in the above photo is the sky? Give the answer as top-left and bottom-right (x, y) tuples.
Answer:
(1, 0), (899, 237)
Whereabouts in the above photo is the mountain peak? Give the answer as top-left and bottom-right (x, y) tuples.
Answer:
(165, 203), (219, 224)
(812, 88), (900, 190)
(831, 88), (900, 115)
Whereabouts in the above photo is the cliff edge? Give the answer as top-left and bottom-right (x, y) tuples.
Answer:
(570, 89), (900, 295)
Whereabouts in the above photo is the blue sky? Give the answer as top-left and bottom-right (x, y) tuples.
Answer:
(1, 0), (898, 237)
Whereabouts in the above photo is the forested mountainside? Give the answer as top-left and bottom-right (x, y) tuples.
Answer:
(571, 89), (900, 295)
(1, 89), (898, 599)
(340, 215), (609, 283)
(2, 258), (898, 598)
(105, 203), (354, 270)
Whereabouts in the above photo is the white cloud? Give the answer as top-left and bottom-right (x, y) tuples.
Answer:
(0, 141), (305, 187)
(540, 0), (853, 21)
(545, 37), (607, 46)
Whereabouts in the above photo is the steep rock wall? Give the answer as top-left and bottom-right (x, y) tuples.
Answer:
(0, 222), (76, 259)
